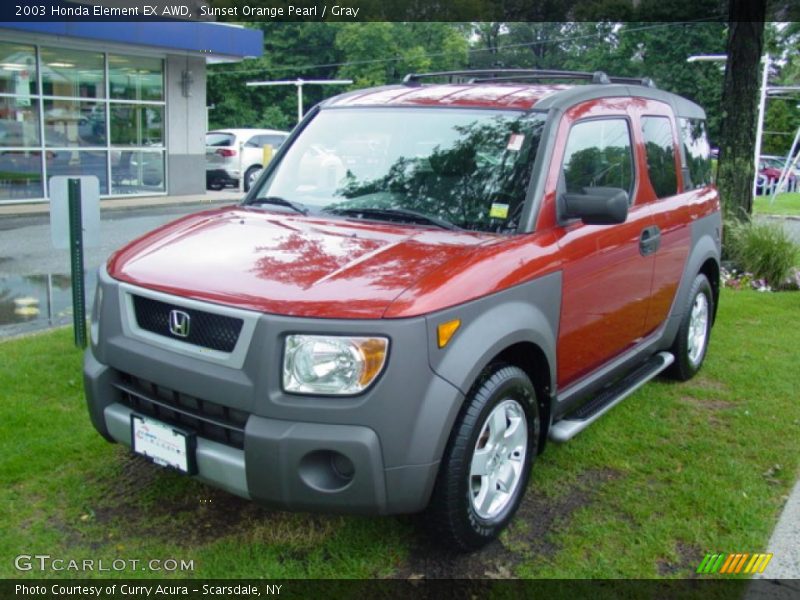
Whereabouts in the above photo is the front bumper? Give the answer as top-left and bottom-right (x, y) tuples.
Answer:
(84, 271), (464, 515)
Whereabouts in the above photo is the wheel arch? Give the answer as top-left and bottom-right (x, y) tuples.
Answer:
(699, 256), (720, 323)
(661, 213), (721, 349)
(491, 342), (553, 454)
(425, 276), (561, 463)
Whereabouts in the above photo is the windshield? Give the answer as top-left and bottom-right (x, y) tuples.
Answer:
(250, 108), (546, 232)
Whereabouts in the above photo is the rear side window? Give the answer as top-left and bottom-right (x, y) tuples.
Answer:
(247, 134), (287, 148)
(265, 135), (286, 148)
(206, 132), (234, 147)
(562, 119), (634, 198)
(641, 116), (678, 198)
(679, 118), (712, 189)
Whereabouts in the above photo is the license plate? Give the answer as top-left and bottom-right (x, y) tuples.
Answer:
(131, 414), (196, 475)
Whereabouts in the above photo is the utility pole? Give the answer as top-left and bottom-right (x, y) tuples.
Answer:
(246, 79), (354, 124)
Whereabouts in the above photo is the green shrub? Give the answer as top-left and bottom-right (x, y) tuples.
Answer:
(725, 220), (799, 287)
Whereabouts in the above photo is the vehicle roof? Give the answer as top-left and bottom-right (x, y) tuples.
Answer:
(207, 128), (289, 137)
(323, 82), (706, 119)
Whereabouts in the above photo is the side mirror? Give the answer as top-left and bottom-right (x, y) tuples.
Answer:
(562, 187), (629, 225)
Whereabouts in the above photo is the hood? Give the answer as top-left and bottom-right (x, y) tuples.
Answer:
(108, 206), (491, 319)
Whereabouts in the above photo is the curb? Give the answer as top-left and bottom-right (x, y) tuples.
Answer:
(755, 476), (800, 579)
(0, 192), (242, 219)
(758, 214), (800, 221)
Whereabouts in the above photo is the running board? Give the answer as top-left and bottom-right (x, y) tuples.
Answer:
(549, 352), (675, 442)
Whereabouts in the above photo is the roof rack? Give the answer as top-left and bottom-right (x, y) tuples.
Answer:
(402, 69), (656, 89)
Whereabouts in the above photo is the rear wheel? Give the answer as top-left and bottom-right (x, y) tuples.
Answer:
(668, 273), (714, 381)
(426, 365), (538, 551)
(244, 165), (262, 192)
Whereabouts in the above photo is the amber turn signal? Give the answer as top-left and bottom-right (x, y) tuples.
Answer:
(437, 319), (461, 348)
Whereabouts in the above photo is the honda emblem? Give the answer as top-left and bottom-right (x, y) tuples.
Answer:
(169, 309), (191, 338)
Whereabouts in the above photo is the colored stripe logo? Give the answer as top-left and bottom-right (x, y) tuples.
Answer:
(696, 553), (773, 574)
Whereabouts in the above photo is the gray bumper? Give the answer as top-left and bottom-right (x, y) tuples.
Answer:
(86, 351), (441, 514)
(104, 401), (250, 498)
(84, 272), (464, 515)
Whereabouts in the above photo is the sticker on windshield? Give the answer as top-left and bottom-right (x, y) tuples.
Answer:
(507, 134), (525, 152)
(490, 203), (509, 219)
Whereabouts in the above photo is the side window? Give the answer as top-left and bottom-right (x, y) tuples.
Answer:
(562, 119), (634, 198)
(247, 135), (285, 148)
(641, 116), (678, 198)
(679, 118), (712, 189)
(264, 135), (286, 148)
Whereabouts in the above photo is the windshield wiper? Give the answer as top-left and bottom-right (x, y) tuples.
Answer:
(326, 207), (460, 231)
(248, 196), (308, 215)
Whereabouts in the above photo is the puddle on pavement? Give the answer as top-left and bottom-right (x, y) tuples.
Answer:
(0, 271), (98, 338)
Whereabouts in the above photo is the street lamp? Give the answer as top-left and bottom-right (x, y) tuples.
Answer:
(246, 78), (354, 123)
(686, 54), (727, 63)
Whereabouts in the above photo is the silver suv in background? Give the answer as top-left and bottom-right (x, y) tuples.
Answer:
(206, 128), (289, 191)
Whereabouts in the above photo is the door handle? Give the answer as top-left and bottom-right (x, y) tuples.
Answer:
(639, 225), (661, 256)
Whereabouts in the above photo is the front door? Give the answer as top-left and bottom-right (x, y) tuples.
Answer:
(550, 109), (656, 387)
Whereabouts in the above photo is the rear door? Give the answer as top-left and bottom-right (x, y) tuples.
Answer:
(551, 103), (657, 387)
(641, 105), (713, 333)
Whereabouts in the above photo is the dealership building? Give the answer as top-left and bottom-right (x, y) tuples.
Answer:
(0, 21), (263, 204)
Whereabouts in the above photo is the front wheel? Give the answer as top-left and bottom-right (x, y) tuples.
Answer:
(426, 365), (539, 551)
(667, 273), (714, 381)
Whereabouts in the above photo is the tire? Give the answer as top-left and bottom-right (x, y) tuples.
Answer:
(667, 273), (714, 381)
(243, 166), (261, 192)
(207, 178), (224, 191)
(426, 365), (539, 551)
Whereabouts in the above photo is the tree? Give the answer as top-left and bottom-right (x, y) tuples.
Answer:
(716, 1), (768, 221)
(335, 23), (468, 87)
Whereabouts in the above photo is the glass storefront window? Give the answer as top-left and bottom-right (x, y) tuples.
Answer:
(110, 104), (163, 147)
(43, 100), (106, 147)
(111, 150), (164, 194)
(0, 150), (42, 200)
(109, 55), (163, 101)
(40, 47), (104, 99)
(45, 150), (108, 194)
(0, 41), (37, 97)
(0, 44), (168, 202)
(0, 97), (40, 147)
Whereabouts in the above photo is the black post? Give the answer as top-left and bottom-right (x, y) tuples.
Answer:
(68, 178), (87, 348)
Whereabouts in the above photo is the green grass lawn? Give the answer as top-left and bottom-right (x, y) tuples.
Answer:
(753, 192), (800, 217)
(1, 289), (799, 579)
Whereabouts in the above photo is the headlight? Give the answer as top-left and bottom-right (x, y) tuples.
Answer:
(283, 335), (389, 395)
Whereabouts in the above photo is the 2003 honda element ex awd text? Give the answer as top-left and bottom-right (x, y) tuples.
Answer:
(85, 69), (721, 550)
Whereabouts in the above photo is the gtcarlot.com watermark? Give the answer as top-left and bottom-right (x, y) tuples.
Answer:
(15, 554), (195, 573)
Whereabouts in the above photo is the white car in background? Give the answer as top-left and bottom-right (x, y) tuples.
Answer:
(206, 128), (289, 191)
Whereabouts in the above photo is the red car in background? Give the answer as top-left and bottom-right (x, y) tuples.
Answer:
(758, 157), (798, 194)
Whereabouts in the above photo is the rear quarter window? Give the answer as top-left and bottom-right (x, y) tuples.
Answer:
(206, 132), (234, 147)
(679, 118), (712, 189)
(641, 116), (678, 198)
(247, 134), (287, 148)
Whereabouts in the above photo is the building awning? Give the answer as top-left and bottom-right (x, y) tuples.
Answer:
(0, 21), (263, 61)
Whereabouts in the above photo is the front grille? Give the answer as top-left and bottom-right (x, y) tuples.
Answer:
(115, 372), (248, 449)
(132, 294), (243, 352)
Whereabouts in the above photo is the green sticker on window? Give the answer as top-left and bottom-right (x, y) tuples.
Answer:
(489, 203), (509, 219)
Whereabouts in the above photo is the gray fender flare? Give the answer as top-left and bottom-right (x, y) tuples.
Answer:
(662, 222), (721, 348)
(428, 299), (558, 396)
(415, 272), (561, 465)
